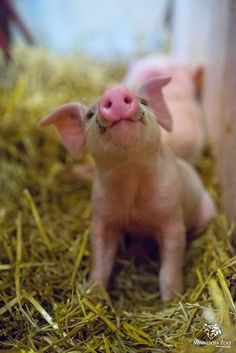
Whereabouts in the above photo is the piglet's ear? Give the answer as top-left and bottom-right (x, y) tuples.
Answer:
(40, 103), (88, 158)
(138, 76), (173, 132)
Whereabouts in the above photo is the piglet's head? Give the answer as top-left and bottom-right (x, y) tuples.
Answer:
(40, 77), (172, 161)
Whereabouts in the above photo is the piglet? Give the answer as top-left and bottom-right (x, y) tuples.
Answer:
(40, 77), (215, 300)
(123, 54), (205, 164)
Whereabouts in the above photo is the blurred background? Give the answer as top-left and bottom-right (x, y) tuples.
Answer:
(1, 0), (211, 62)
(15, 0), (169, 58)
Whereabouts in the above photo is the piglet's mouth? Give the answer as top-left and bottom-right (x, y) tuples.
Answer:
(96, 116), (145, 133)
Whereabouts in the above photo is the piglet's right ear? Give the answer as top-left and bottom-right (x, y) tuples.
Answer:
(138, 77), (172, 132)
(40, 103), (88, 158)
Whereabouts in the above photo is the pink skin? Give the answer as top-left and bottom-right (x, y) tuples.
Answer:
(40, 78), (215, 301)
(123, 54), (205, 164)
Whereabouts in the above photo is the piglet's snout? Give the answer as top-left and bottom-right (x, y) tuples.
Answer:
(99, 85), (138, 123)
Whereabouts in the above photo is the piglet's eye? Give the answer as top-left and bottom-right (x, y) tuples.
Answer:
(140, 98), (148, 106)
(86, 110), (95, 120)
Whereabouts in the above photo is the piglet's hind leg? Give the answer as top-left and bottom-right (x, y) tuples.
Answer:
(193, 192), (215, 235)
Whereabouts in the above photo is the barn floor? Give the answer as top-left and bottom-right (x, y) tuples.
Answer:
(0, 47), (235, 353)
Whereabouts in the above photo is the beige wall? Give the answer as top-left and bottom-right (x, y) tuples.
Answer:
(203, 0), (236, 242)
(173, 0), (236, 242)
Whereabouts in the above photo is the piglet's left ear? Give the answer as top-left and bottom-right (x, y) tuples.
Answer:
(138, 76), (172, 132)
(40, 103), (88, 158)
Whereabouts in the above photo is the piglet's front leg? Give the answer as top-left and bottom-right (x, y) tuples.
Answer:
(89, 220), (120, 289)
(158, 220), (186, 301)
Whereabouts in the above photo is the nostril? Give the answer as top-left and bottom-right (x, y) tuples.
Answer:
(104, 100), (112, 109)
(124, 96), (132, 105)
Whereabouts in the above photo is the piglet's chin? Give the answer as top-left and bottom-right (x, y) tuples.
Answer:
(105, 119), (144, 149)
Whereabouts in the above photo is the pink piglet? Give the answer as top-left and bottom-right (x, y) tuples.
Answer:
(40, 77), (215, 300)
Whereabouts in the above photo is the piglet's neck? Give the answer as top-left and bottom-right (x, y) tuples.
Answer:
(94, 145), (162, 180)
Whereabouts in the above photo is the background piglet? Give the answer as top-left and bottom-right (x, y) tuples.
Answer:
(41, 77), (215, 300)
(123, 54), (206, 164)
